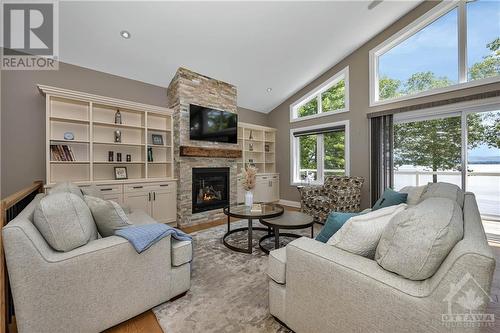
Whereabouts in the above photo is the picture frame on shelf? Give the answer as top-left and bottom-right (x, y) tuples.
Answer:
(265, 144), (270, 152)
(114, 166), (128, 180)
(152, 134), (164, 145)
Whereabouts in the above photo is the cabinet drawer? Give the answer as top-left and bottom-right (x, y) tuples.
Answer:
(95, 184), (122, 195)
(124, 181), (176, 193)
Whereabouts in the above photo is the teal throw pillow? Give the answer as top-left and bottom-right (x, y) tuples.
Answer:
(316, 212), (360, 243)
(372, 188), (408, 211)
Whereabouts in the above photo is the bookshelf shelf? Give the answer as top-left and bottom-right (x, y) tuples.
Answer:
(238, 122), (277, 175)
(40, 85), (175, 184)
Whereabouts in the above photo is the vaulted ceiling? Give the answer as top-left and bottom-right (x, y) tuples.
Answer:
(57, 1), (421, 112)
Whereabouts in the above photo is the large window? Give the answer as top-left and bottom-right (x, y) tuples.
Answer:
(370, 0), (500, 105)
(393, 103), (500, 219)
(290, 121), (349, 185)
(290, 67), (349, 122)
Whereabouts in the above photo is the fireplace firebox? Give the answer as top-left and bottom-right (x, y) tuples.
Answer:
(192, 167), (230, 213)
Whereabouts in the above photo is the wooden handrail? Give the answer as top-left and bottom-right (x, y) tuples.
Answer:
(0, 181), (44, 333)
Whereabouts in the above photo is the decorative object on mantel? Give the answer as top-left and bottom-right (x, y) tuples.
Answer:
(126, 154), (131, 162)
(152, 134), (164, 145)
(114, 109), (122, 124)
(242, 165), (257, 207)
(108, 151), (114, 162)
(179, 146), (242, 158)
(63, 132), (74, 140)
(114, 130), (122, 143)
(249, 130), (253, 140)
(114, 166), (128, 180)
(117, 153), (122, 162)
(147, 147), (154, 162)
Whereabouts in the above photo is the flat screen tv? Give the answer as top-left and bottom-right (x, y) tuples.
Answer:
(189, 104), (238, 144)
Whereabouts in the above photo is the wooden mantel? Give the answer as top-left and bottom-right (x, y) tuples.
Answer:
(180, 146), (242, 158)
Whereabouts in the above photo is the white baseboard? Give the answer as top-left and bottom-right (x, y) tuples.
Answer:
(278, 199), (301, 208)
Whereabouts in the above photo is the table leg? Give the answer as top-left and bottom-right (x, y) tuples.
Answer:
(311, 225), (314, 238)
(248, 218), (253, 254)
(274, 227), (279, 249)
(227, 214), (231, 233)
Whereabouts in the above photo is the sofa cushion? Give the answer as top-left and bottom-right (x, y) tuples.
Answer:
(48, 181), (83, 199)
(268, 247), (287, 284)
(372, 188), (407, 210)
(81, 184), (103, 199)
(420, 182), (464, 208)
(375, 197), (463, 280)
(127, 209), (157, 225)
(172, 239), (193, 266)
(327, 203), (407, 258)
(33, 192), (98, 252)
(399, 185), (427, 206)
(315, 212), (360, 243)
(84, 195), (132, 237)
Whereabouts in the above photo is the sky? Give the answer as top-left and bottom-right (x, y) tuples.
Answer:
(379, 0), (500, 83)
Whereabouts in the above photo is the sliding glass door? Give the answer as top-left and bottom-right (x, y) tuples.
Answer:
(393, 105), (500, 220)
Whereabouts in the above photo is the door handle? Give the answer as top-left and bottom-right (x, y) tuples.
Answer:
(133, 186), (143, 189)
(148, 192), (151, 201)
(153, 191), (156, 201)
(100, 188), (113, 191)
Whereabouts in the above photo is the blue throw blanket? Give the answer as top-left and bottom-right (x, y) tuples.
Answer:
(115, 223), (192, 253)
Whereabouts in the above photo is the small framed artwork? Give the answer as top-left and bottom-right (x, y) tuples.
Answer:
(265, 144), (270, 152)
(114, 166), (128, 180)
(152, 134), (164, 145)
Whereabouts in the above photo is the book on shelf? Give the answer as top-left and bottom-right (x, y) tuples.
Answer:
(50, 144), (76, 161)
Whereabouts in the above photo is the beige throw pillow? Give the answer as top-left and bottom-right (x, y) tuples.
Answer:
(34, 192), (98, 252)
(48, 181), (83, 199)
(399, 185), (427, 206)
(84, 195), (132, 237)
(375, 197), (463, 280)
(327, 203), (407, 258)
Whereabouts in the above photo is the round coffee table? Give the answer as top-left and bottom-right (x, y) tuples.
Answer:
(259, 211), (314, 254)
(223, 203), (284, 254)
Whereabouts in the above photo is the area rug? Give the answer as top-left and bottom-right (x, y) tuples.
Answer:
(153, 220), (319, 333)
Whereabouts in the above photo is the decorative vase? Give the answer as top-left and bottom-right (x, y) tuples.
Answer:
(114, 130), (121, 143)
(244, 191), (253, 207)
(115, 110), (122, 124)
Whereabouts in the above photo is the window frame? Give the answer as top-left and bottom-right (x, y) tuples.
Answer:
(369, 0), (500, 107)
(289, 120), (350, 186)
(290, 67), (349, 122)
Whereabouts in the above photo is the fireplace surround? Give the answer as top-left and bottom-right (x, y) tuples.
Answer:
(192, 167), (230, 214)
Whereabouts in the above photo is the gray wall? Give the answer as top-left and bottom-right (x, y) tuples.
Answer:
(237, 106), (268, 126)
(267, 1), (500, 207)
(1, 61), (265, 197)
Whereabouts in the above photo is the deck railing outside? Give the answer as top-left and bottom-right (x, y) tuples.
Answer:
(394, 170), (500, 220)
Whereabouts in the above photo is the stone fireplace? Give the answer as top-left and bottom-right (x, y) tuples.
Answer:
(167, 67), (239, 227)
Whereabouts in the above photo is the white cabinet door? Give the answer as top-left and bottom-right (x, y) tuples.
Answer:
(270, 177), (280, 202)
(151, 183), (177, 224)
(255, 177), (271, 203)
(123, 191), (151, 214)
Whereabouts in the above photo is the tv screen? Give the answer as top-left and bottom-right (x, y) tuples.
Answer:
(189, 104), (238, 143)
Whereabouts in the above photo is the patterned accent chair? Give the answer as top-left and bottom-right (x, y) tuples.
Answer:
(297, 176), (364, 223)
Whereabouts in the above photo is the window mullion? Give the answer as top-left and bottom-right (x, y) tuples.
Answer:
(317, 134), (325, 183)
(458, 1), (467, 83)
(317, 94), (322, 114)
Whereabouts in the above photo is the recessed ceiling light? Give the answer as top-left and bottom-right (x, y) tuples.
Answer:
(266, 88), (272, 93)
(120, 30), (131, 39)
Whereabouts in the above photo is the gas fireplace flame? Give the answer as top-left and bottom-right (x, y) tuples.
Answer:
(203, 192), (216, 201)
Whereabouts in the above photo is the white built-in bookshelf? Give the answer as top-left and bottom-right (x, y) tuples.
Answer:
(237, 122), (276, 175)
(39, 85), (174, 185)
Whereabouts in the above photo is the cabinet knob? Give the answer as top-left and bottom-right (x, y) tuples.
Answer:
(133, 186), (143, 189)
